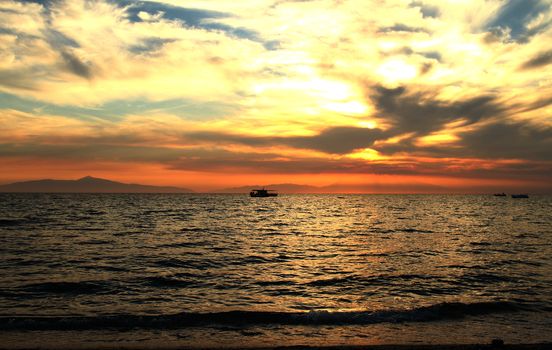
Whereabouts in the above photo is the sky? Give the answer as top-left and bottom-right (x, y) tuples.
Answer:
(0, 0), (551, 192)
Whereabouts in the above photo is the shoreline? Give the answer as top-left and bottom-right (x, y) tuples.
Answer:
(2, 344), (552, 350)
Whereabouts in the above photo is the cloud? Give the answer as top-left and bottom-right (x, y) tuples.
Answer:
(0, 69), (42, 90)
(1, 0), (552, 190)
(184, 126), (388, 155)
(284, 127), (388, 154)
(486, 0), (551, 42)
(0, 0), (269, 106)
(457, 121), (552, 161)
(128, 38), (178, 55)
(45, 29), (80, 48)
(119, 0), (228, 25)
(378, 23), (429, 34)
(373, 118), (552, 164)
(116, 0), (271, 45)
(520, 49), (552, 70)
(369, 85), (504, 135)
(409, 1), (440, 19)
(60, 50), (93, 79)
(3, 138), (549, 182)
(1, 107), (551, 187)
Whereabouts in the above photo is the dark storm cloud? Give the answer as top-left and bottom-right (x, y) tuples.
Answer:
(0, 143), (185, 162)
(183, 86), (512, 159)
(486, 0), (551, 42)
(60, 51), (93, 79)
(371, 138), (416, 156)
(457, 121), (552, 160)
(520, 50), (552, 70)
(365, 85), (552, 164)
(192, 83), (499, 158)
(185, 126), (389, 155)
(374, 118), (552, 163)
(378, 23), (429, 34)
(284, 127), (388, 154)
(409, 1), (440, 18)
(168, 153), (354, 174)
(370, 86), (504, 135)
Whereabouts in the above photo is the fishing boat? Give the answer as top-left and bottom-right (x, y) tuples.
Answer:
(493, 193), (507, 196)
(511, 194), (529, 198)
(250, 188), (278, 197)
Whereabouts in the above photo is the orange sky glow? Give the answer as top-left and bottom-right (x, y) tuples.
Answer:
(1, 0), (551, 192)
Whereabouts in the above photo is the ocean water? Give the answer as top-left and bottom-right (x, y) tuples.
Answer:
(0, 193), (551, 348)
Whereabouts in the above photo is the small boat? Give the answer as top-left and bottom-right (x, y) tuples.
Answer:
(511, 194), (529, 198)
(493, 193), (507, 196)
(250, 188), (278, 197)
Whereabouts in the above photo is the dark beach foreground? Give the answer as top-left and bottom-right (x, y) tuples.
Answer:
(3, 343), (552, 350)
(225, 344), (552, 350)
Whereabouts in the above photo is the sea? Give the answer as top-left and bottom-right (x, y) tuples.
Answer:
(0, 193), (551, 348)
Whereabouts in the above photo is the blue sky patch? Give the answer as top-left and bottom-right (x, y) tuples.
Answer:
(113, 0), (276, 48)
(118, 0), (228, 26)
(486, 0), (551, 42)
(0, 93), (239, 122)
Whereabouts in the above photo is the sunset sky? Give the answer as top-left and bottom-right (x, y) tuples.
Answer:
(1, 0), (551, 192)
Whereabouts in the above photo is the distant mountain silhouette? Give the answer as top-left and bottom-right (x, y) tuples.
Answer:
(0, 176), (194, 193)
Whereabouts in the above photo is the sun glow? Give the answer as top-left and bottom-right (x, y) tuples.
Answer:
(347, 148), (382, 161)
(377, 59), (418, 85)
(416, 133), (460, 146)
(357, 120), (378, 129)
(322, 100), (368, 115)
(253, 78), (352, 100)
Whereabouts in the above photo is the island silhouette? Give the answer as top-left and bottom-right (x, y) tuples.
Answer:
(0, 176), (193, 193)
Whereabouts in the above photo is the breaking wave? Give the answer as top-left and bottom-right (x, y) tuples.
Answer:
(0, 301), (524, 331)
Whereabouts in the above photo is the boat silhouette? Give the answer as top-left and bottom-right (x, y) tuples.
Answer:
(250, 188), (278, 197)
(511, 194), (529, 198)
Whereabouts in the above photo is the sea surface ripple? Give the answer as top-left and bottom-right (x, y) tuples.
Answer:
(0, 193), (551, 347)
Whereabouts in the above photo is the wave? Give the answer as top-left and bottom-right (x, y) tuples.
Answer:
(143, 276), (202, 288)
(0, 301), (524, 331)
(0, 216), (51, 227)
(401, 228), (434, 233)
(21, 281), (113, 295)
(0, 218), (27, 227)
(304, 273), (439, 287)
